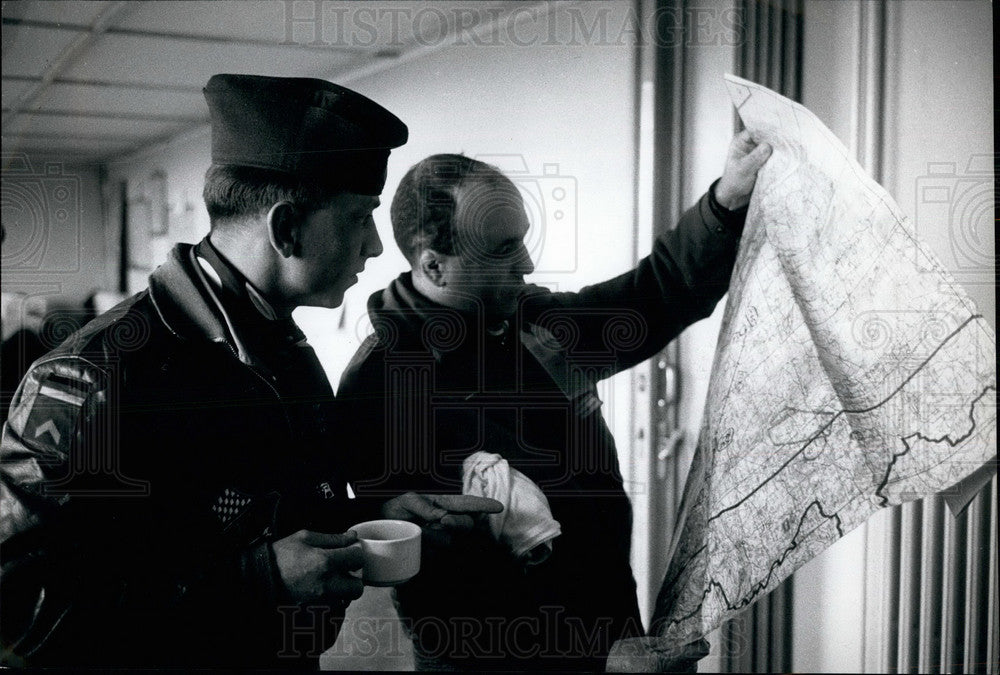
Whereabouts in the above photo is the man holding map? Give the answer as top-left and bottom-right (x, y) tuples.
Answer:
(338, 137), (770, 670)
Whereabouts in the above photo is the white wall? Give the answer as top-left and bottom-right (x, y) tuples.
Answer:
(888, 0), (994, 328)
(103, 126), (213, 283)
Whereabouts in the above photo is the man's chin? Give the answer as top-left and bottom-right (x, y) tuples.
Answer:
(306, 290), (346, 310)
(324, 279), (357, 308)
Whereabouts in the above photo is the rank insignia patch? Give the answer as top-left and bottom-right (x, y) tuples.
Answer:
(22, 373), (91, 459)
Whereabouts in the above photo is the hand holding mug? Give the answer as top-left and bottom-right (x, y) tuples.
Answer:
(271, 529), (364, 603)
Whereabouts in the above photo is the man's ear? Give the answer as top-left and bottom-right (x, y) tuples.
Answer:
(418, 249), (447, 287)
(266, 201), (301, 258)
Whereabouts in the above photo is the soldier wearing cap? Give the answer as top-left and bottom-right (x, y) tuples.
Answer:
(0, 74), (500, 668)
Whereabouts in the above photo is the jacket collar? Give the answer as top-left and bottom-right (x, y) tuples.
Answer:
(369, 273), (592, 401)
(147, 241), (267, 369)
(370, 272), (463, 330)
(369, 273), (504, 357)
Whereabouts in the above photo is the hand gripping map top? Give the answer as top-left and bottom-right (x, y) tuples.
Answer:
(609, 75), (996, 668)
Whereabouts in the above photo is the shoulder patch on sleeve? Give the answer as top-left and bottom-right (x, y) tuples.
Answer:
(20, 372), (93, 458)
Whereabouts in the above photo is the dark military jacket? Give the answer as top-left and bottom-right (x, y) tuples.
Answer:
(337, 188), (746, 670)
(0, 240), (364, 668)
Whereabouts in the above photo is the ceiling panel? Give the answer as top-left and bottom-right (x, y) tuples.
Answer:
(0, 0), (535, 163)
(34, 82), (208, 120)
(1, 24), (83, 79)
(115, 1), (291, 43)
(10, 113), (184, 140)
(0, 1), (111, 28)
(62, 33), (364, 88)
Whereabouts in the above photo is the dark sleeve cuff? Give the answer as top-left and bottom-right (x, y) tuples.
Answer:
(708, 178), (749, 235)
(239, 541), (285, 607)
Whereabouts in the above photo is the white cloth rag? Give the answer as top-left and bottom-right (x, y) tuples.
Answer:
(461, 451), (562, 564)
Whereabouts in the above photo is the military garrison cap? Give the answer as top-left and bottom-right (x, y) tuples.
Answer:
(204, 74), (408, 195)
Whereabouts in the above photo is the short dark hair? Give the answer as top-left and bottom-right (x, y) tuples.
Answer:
(390, 154), (503, 264)
(202, 164), (340, 228)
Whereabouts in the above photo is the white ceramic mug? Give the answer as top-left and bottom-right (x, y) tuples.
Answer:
(348, 519), (422, 586)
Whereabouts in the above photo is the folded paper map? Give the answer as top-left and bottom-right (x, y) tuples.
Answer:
(616, 76), (996, 664)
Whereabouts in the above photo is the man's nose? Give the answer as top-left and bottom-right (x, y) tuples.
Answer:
(364, 224), (384, 259)
(514, 244), (534, 276)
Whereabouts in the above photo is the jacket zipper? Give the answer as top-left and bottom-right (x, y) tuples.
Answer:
(222, 342), (295, 438)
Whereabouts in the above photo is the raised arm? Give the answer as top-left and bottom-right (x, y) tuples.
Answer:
(520, 131), (771, 375)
